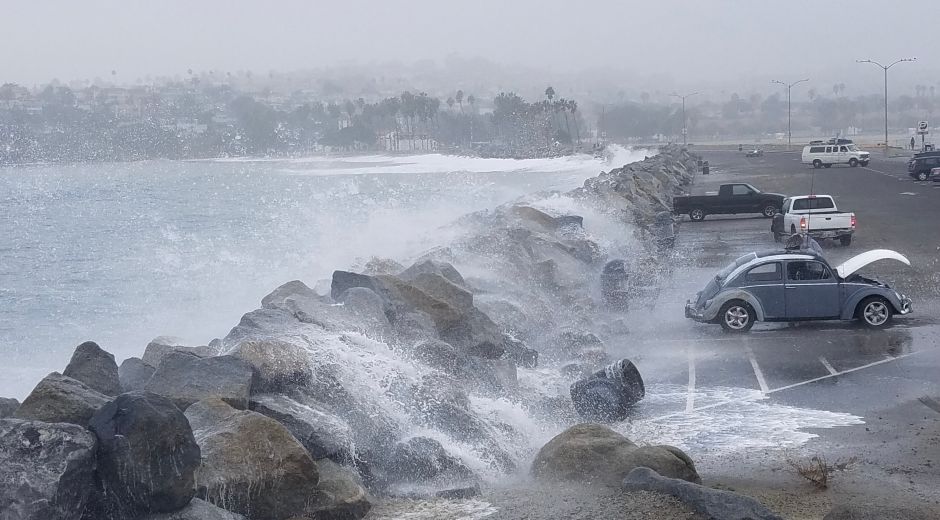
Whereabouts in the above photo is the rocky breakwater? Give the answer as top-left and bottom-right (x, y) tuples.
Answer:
(1, 146), (706, 519)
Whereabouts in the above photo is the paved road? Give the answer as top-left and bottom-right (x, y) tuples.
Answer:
(605, 150), (940, 506)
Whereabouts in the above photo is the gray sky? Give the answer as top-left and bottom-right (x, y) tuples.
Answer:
(1, 0), (934, 93)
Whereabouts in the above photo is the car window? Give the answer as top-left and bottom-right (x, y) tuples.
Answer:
(792, 197), (834, 210)
(745, 262), (781, 282)
(731, 185), (751, 196)
(782, 199), (791, 213)
(840, 146), (848, 152)
(809, 146), (825, 153)
(787, 261), (831, 281)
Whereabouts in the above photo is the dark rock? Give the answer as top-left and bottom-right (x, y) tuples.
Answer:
(88, 391), (201, 517)
(411, 339), (468, 373)
(330, 270), (384, 302)
(404, 272), (474, 311)
(375, 274), (464, 330)
(0, 418), (97, 520)
(261, 280), (319, 309)
(824, 501), (938, 520)
(142, 337), (214, 367)
(337, 287), (390, 330)
(570, 359), (645, 422)
(62, 341), (122, 396)
(305, 459), (371, 520)
(467, 340), (505, 359)
(384, 436), (475, 483)
(190, 401), (319, 520)
(249, 393), (353, 463)
(623, 467), (782, 520)
(435, 485), (481, 499)
(139, 498), (246, 520)
(531, 423), (699, 486)
(118, 357), (155, 392)
(183, 398), (242, 432)
(399, 259), (467, 288)
(223, 308), (299, 347)
(14, 372), (109, 425)
(0, 397), (19, 418)
(145, 352), (253, 410)
(226, 339), (312, 392)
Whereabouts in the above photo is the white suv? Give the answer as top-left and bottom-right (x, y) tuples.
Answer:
(801, 143), (870, 168)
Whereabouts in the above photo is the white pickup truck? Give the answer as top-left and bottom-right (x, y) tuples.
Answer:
(771, 195), (856, 246)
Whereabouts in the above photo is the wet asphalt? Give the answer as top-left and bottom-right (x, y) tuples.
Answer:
(604, 150), (940, 507)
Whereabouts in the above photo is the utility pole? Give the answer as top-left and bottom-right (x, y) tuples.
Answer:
(857, 57), (916, 156)
(671, 92), (699, 147)
(771, 78), (809, 150)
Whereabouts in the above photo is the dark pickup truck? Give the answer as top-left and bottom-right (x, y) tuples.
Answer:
(673, 183), (785, 222)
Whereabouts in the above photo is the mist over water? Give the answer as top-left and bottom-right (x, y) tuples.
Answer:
(0, 147), (648, 399)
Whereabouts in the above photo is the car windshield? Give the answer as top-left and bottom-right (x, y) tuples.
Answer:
(847, 145), (858, 151)
(717, 252), (758, 281)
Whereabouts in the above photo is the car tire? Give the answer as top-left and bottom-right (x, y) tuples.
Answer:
(857, 296), (893, 329)
(761, 204), (777, 218)
(917, 171), (928, 181)
(689, 208), (706, 222)
(813, 160), (822, 169)
(840, 235), (852, 246)
(849, 158), (859, 167)
(860, 161), (869, 167)
(719, 300), (755, 333)
(824, 163), (832, 168)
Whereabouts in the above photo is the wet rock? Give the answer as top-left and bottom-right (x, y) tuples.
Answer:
(190, 401), (319, 520)
(145, 352), (253, 410)
(623, 467), (781, 520)
(0, 418), (97, 520)
(824, 501), (937, 520)
(0, 397), (19, 418)
(600, 260), (630, 309)
(399, 259), (467, 287)
(261, 280), (320, 309)
(531, 423), (699, 486)
(330, 270), (384, 302)
(403, 272), (474, 311)
(305, 459), (372, 520)
(139, 498), (246, 520)
(118, 357), (155, 392)
(183, 398), (242, 432)
(88, 391), (201, 517)
(382, 436), (475, 484)
(227, 339), (312, 392)
(249, 393), (353, 463)
(14, 372), (109, 425)
(337, 287), (390, 330)
(435, 485), (481, 499)
(375, 274), (464, 330)
(570, 359), (645, 422)
(362, 256), (405, 276)
(411, 339), (468, 373)
(142, 337), (214, 367)
(223, 308), (300, 347)
(62, 341), (122, 396)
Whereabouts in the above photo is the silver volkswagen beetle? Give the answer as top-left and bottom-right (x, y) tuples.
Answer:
(685, 249), (913, 332)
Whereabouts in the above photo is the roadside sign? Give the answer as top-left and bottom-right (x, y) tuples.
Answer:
(917, 121), (929, 134)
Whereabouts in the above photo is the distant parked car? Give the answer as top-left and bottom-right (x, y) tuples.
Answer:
(673, 183), (784, 222)
(907, 151), (940, 181)
(745, 149), (763, 157)
(771, 194), (855, 246)
(685, 249), (912, 332)
(802, 143), (870, 168)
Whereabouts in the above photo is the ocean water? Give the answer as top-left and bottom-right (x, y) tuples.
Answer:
(0, 147), (649, 399)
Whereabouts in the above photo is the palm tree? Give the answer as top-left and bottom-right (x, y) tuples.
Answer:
(545, 86), (555, 102)
(455, 90), (464, 112)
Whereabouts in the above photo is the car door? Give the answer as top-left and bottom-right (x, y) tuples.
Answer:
(784, 260), (841, 319)
(739, 261), (785, 318)
(729, 184), (755, 213)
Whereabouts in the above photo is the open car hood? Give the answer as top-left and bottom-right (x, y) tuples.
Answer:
(835, 249), (910, 278)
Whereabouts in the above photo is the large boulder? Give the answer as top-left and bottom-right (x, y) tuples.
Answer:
(183, 398), (241, 432)
(261, 280), (320, 309)
(337, 287), (391, 331)
(190, 401), (320, 520)
(531, 424), (699, 487)
(88, 392), (201, 518)
(378, 436), (475, 486)
(0, 418), (98, 520)
(399, 259), (467, 288)
(305, 459), (372, 520)
(62, 341), (122, 396)
(0, 397), (19, 418)
(249, 393), (353, 463)
(226, 339), (312, 392)
(145, 352), (253, 410)
(570, 359), (645, 422)
(330, 270), (385, 302)
(139, 498), (245, 520)
(118, 357), (155, 392)
(623, 467), (783, 520)
(14, 372), (108, 426)
(141, 337), (215, 367)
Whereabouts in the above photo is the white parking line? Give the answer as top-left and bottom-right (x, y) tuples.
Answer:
(686, 347), (696, 412)
(745, 346), (769, 394)
(767, 351), (921, 394)
(819, 356), (838, 375)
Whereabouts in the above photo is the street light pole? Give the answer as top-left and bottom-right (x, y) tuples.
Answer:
(857, 57), (916, 155)
(771, 78), (808, 150)
(670, 92), (699, 147)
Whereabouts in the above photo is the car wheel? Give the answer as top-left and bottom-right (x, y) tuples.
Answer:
(689, 208), (706, 222)
(857, 297), (893, 329)
(761, 204), (777, 218)
(840, 235), (852, 246)
(917, 171), (928, 181)
(813, 159), (822, 169)
(849, 158), (859, 167)
(860, 161), (869, 167)
(719, 300), (755, 333)
(824, 163), (832, 168)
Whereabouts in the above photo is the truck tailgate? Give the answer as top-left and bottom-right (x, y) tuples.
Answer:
(806, 213), (853, 230)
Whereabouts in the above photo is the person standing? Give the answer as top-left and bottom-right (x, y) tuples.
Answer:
(912, 136), (916, 150)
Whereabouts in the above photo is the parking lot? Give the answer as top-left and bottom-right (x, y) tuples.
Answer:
(608, 150), (940, 499)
